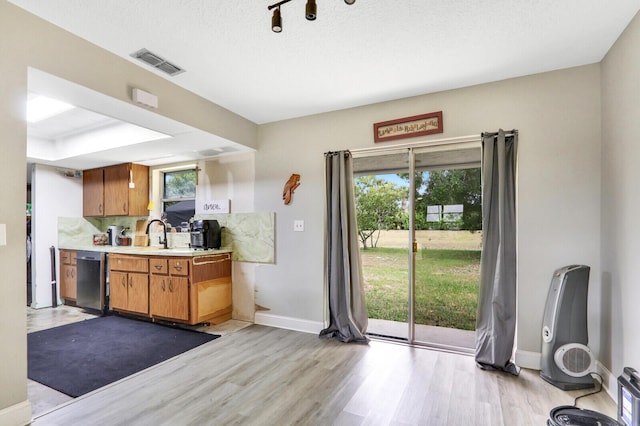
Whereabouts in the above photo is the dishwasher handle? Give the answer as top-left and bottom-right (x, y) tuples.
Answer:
(77, 251), (103, 261)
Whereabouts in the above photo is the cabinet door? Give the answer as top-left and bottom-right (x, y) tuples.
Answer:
(168, 277), (189, 320)
(150, 275), (172, 318)
(128, 273), (149, 314)
(83, 168), (104, 216)
(60, 264), (77, 300)
(104, 164), (129, 216)
(110, 271), (128, 310)
(128, 163), (150, 216)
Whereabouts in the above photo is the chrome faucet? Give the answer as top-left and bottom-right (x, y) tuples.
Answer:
(146, 219), (168, 249)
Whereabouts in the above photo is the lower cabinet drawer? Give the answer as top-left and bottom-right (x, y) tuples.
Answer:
(110, 255), (149, 273)
(150, 258), (168, 274)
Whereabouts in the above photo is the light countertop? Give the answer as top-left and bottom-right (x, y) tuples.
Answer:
(59, 245), (232, 257)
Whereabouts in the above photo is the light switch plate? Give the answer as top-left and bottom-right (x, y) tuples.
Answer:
(294, 220), (304, 232)
(0, 224), (6, 246)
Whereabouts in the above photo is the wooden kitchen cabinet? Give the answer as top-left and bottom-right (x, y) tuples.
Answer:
(150, 275), (189, 321)
(109, 252), (232, 325)
(109, 254), (149, 315)
(82, 168), (104, 216)
(189, 254), (232, 325)
(104, 163), (149, 216)
(150, 258), (189, 321)
(59, 249), (77, 302)
(83, 163), (149, 217)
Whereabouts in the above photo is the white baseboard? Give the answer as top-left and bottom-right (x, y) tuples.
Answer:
(597, 361), (618, 403)
(254, 312), (323, 334)
(0, 400), (32, 426)
(515, 349), (541, 370)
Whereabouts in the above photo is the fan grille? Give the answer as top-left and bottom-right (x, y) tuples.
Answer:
(562, 347), (592, 374)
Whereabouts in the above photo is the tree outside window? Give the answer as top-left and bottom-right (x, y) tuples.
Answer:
(163, 169), (196, 228)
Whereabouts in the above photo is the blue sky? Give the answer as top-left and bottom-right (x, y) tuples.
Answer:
(379, 173), (409, 187)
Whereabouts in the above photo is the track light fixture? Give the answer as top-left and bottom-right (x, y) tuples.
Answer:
(271, 6), (282, 33)
(305, 0), (317, 21)
(268, 0), (355, 33)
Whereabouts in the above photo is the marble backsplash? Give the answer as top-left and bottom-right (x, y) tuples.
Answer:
(58, 212), (275, 263)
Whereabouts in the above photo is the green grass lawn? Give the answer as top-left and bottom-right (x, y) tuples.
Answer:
(360, 247), (480, 330)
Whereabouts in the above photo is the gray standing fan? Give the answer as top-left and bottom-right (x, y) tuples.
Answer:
(540, 265), (595, 390)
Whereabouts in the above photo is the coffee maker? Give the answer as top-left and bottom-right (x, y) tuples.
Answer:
(106, 225), (124, 246)
(190, 220), (221, 249)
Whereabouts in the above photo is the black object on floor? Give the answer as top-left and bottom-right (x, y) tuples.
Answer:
(547, 405), (623, 426)
(28, 315), (220, 397)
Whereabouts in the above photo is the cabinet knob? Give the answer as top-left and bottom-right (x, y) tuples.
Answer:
(169, 279), (173, 292)
(123, 202), (127, 212)
(99, 204), (103, 214)
(122, 276), (126, 287)
(161, 279), (165, 291)
(154, 264), (163, 270)
(173, 263), (183, 271)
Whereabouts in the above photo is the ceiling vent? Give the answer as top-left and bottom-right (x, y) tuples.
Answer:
(197, 147), (237, 158)
(130, 48), (185, 77)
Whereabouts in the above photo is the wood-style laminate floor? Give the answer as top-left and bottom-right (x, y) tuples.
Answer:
(29, 308), (617, 425)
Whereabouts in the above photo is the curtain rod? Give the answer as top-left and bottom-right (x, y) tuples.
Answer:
(350, 134), (480, 156)
(481, 129), (518, 137)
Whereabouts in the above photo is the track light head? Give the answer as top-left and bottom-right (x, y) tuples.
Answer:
(272, 7), (282, 33)
(269, 0), (352, 32)
(305, 0), (317, 21)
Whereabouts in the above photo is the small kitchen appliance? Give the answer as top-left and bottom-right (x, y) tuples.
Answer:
(106, 225), (124, 246)
(190, 219), (221, 249)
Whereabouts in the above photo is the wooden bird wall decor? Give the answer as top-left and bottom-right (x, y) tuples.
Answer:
(283, 174), (300, 205)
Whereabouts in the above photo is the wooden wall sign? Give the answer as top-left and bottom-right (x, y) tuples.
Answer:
(374, 111), (443, 143)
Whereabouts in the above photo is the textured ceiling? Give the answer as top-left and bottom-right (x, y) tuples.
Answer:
(10, 0), (640, 125)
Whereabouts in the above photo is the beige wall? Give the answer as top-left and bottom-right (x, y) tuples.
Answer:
(601, 12), (640, 377)
(0, 5), (29, 421)
(255, 64), (603, 367)
(0, 1), (256, 422)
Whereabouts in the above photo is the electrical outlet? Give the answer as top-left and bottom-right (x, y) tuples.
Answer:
(294, 220), (304, 232)
(0, 224), (6, 246)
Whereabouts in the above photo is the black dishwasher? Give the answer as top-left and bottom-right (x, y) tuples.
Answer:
(76, 251), (106, 314)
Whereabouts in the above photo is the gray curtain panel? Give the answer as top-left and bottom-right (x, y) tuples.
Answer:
(319, 151), (369, 343)
(475, 130), (519, 375)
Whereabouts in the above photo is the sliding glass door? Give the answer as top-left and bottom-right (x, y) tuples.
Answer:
(353, 140), (481, 351)
(411, 146), (481, 352)
(353, 150), (411, 340)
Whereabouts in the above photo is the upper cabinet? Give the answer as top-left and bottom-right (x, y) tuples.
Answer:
(83, 168), (105, 216)
(83, 163), (149, 217)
